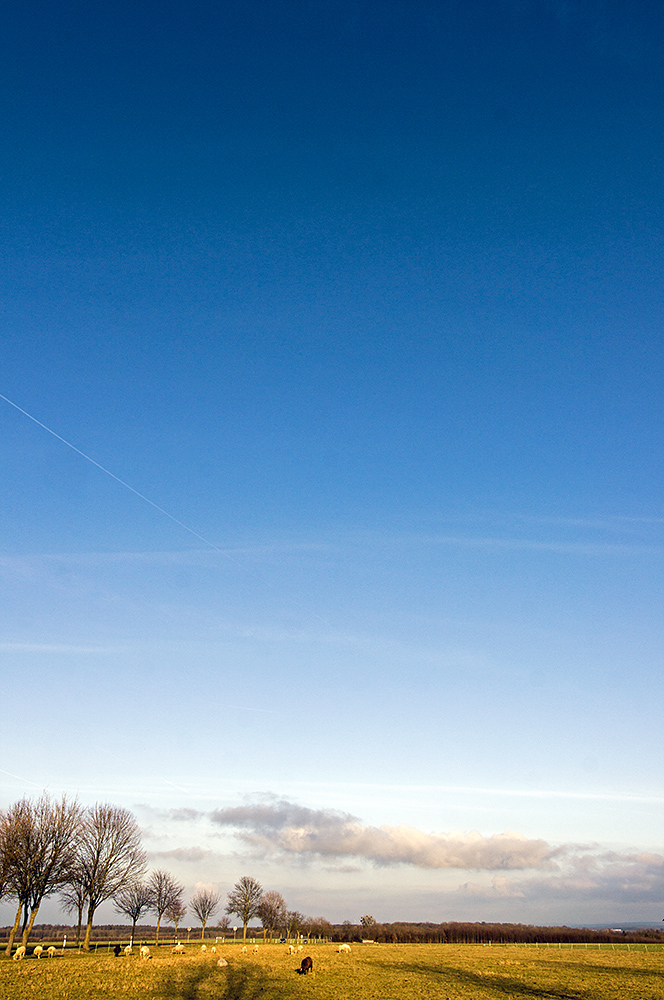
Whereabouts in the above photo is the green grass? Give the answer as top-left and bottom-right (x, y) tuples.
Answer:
(2, 942), (663, 999)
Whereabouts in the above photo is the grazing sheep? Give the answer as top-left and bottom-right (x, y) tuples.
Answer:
(211, 946), (216, 954)
(33, 946), (44, 959)
(124, 945), (133, 955)
(47, 946), (57, 958)
(140, 945), (151, 960)
(13, 946), (26, 961)
(241, 945), (247, 954)
(252, 945), (258, 954)
(287, 944), (295, 955)
(172, 943), (185, 955)
(297, 944), (303, 952)
(217, 957), (228, 967)
(201, 944), (207, 953)
(298, 956), (313, 975)
(337, 943), (351, 954)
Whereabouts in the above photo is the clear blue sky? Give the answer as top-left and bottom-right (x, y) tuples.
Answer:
(1, 0), (662, 926)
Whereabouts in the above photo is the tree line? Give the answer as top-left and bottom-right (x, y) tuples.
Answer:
(0, 793), (331, 954)
(334, 919), (664, 945)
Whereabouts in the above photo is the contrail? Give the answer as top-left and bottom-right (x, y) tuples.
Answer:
(0, 392), (255, 575)
(0, 391), (330, 623)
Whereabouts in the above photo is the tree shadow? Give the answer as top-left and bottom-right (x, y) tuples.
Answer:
(159, 961), (273, 1000)
(373, 958), (586, 999)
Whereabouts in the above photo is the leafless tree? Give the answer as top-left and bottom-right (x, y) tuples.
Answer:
(77, 803), (146, 950)
(148, 869), (184, 945)
(256, 890), (286, 942)
(59, 867), (88, 946)
(286, 909), (305, 941)
(165, 897), (187, 939)
(2, 794), (81, 955)
(226, 876), (263, 941)
(0, 809), (9, 901)
(114, 882), (154, 942)
(190, 886), (220, 940)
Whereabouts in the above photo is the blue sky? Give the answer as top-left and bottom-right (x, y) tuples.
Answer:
(1, 0), (662, 926)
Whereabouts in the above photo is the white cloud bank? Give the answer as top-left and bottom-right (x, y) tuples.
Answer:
(209, 799), (560, 870)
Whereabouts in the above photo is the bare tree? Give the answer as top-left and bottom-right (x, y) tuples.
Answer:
(115, 882), (154, 942)
(165, 897), (187, 940)
(256, 890), (286, 942)
(226, 876), (263, 942)
(59, 868), (88, 946)
(286, 910), (305, 941)
(148, 869), (184, 945)
(77, 803), (146, 950)
(2, 794), (81, 955)
(190, 886), (220, 940)
(0, 809), (10, 901)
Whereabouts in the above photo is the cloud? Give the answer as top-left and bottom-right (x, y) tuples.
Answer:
(210, 799), (559, 871)
(148, 846), (213, 863)
(457, 851), (664, 905)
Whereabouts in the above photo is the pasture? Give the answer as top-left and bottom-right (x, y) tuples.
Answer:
(2, 941), (663, 1000)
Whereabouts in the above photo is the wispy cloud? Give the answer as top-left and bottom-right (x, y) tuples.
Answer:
(422, 534), (659, 557)
(0, 642), (113, 654)
(148, 846), (213, 863)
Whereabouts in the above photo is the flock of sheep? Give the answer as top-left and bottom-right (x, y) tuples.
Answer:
(11, 939), (354, 974)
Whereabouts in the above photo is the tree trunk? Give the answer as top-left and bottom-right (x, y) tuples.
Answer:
(82, 902), (96, 951)
(243, 920), (247, 942)
(200, 922), (206, 941)
(22, 905), (40, 947)
(155, 914), (162, 945)
(5, 900), (23, 956)
(75, 903), (83, 946)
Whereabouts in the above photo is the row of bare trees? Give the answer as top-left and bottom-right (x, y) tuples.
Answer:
(1, 794), (331, 953)
(0, 795), (146, 953)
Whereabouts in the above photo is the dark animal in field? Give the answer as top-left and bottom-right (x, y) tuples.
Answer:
(113, 945), (121, 957)
(297, 956), (313, 975)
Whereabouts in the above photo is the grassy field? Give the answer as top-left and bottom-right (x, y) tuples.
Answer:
(2, 942), (663, 1000)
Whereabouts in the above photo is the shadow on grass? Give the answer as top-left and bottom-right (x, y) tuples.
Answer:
(158, 961), (273, 1000)
(373, 958), (585, 999)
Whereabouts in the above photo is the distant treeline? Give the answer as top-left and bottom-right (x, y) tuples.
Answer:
(331, 922), (664, 945)
(4, 920), (662, 946)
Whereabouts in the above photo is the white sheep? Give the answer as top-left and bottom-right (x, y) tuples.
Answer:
(297, 944), (303, 952)
(287, 944), (295, 955)
(337, 943), (351, 953)
(33, 945), (44, 959)
(124, 945), (133, 955)
(13, 945), (26, 961)
(201, 944), (207, 953)
(47, 946), (57, 958)
(172, 943), (185, 955)
(241, 945), (247, 954)
(211, 946), (216, 954)
(140, 945), (151, 959)
(217, 957), (228, 967)
(252, 945), (258, 954)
